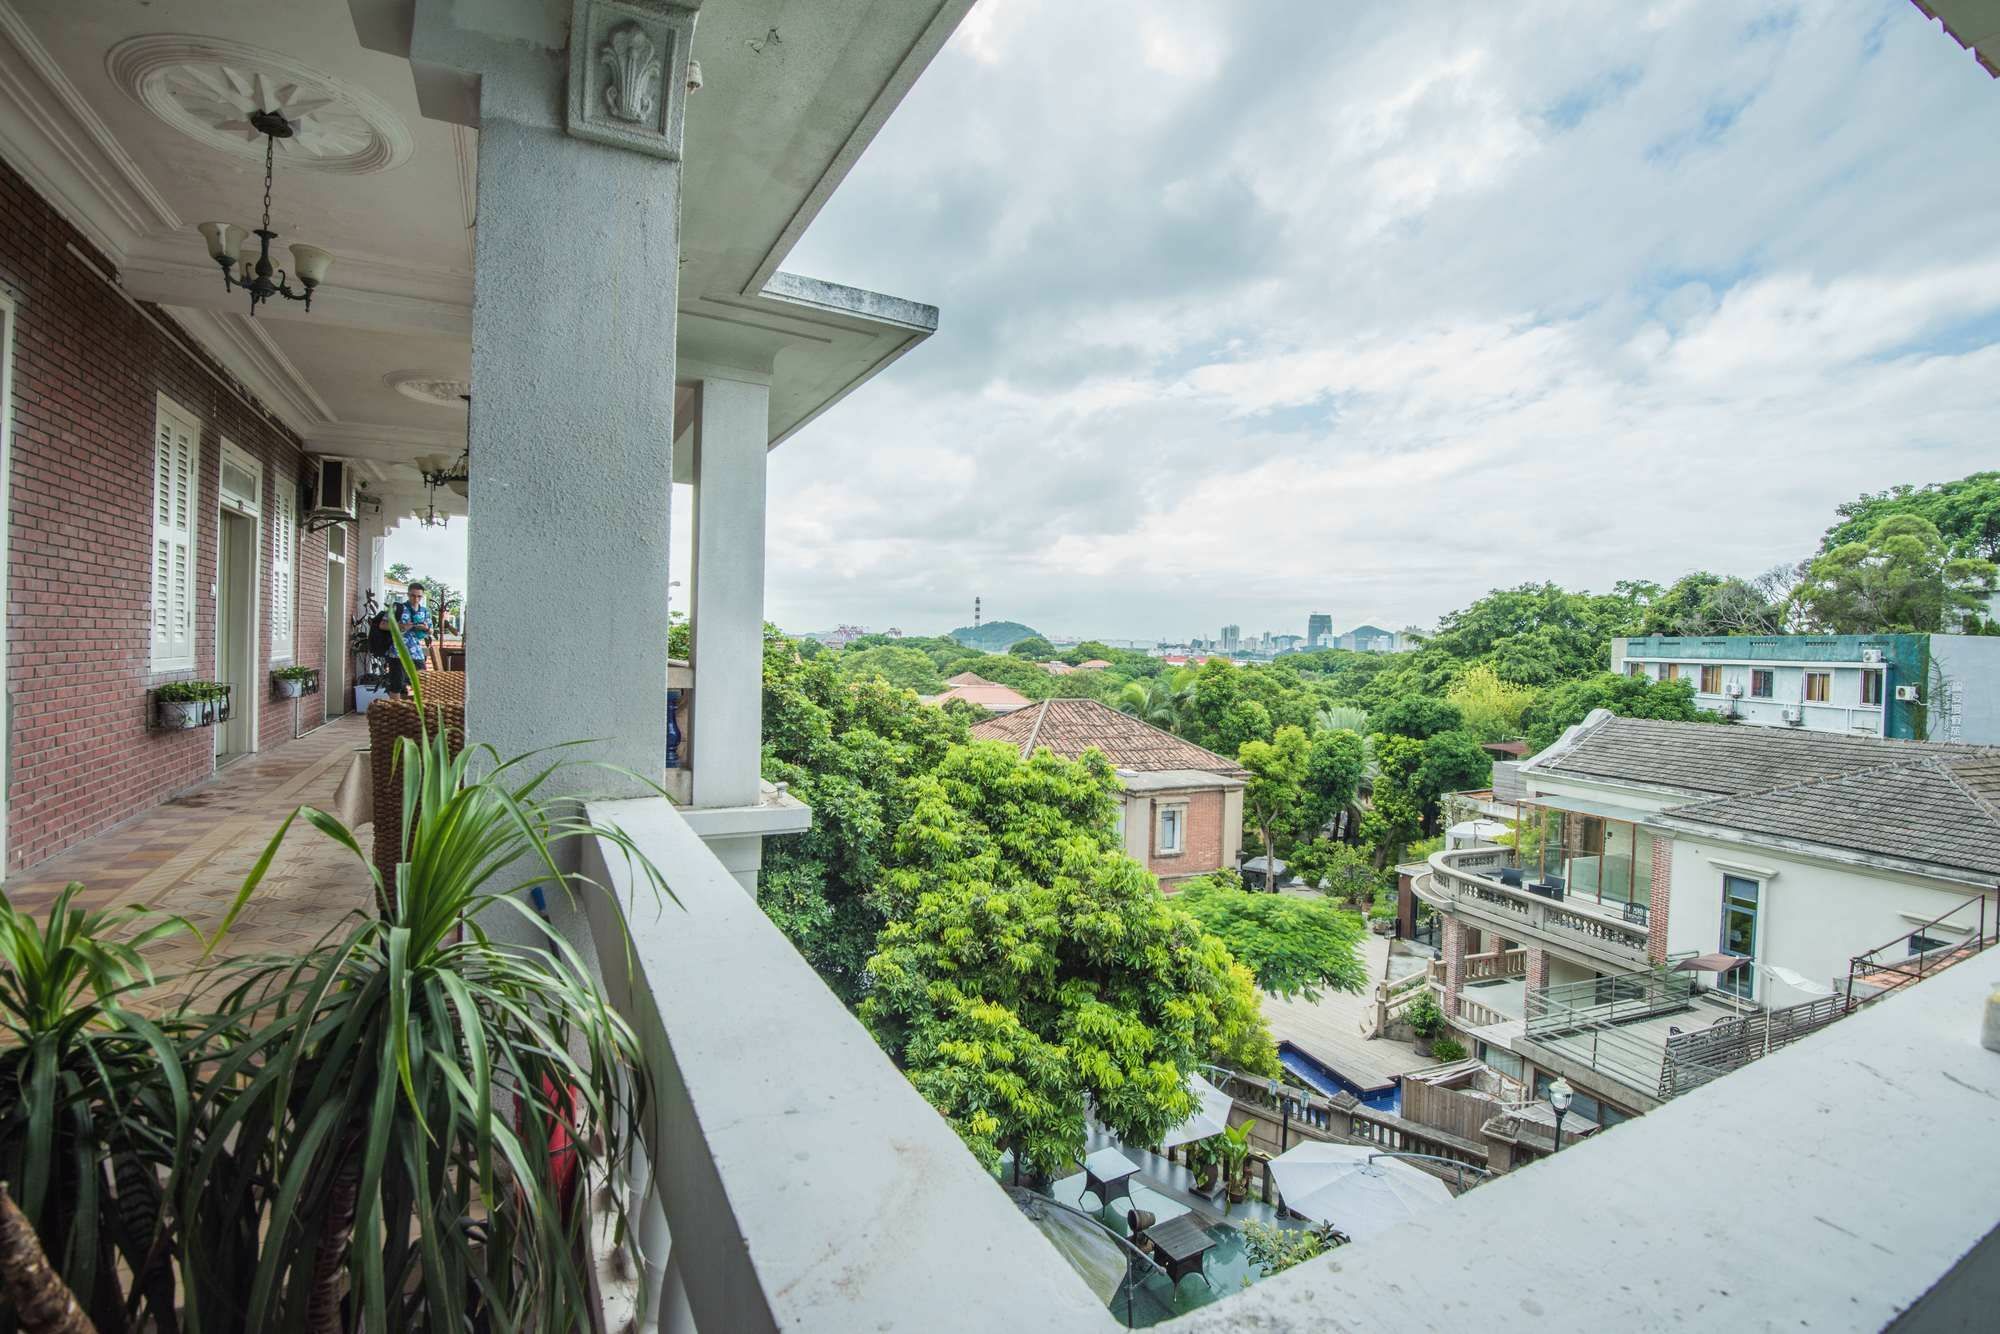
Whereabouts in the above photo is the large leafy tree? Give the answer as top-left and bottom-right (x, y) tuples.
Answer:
(1374, 695), (1463, 740)
(1300, 728), (1366, 835)
(860, 743), (1276, 1178)
(1237, 725), (1311, 887)
(833, 644), (947, 694)
(1007, 635), (1058, 660)
(761, 633), (969, 1000)
(1795, 515), (1997, 634)
(1414, 731), (1492, 821)
(1638, 569), (1793, 637)
(1445, 665), (1537, 743)
(1821, 472), (2000, 563)
(1174, 874), (1369, 1001)
(1359, 734), (1426, 867)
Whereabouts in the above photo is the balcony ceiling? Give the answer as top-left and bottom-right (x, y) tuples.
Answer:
(0, 0), (959, 513)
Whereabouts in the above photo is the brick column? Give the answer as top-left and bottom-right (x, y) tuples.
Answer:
(1648, 836), (1674, 963)
(1525, 946), (1549, 994)
(1442, 914), (1467, 1016)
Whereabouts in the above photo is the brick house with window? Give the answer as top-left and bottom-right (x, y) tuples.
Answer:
(969, 697), (1245, 886)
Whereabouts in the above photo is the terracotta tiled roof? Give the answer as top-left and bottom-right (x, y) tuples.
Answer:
(1079, 659), (1112, 669)
(969, 698), (1246, 775)
(921, 675), (1033, 713)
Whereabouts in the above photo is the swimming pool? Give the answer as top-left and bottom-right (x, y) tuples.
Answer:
(1278, 1041), (1401, 1115)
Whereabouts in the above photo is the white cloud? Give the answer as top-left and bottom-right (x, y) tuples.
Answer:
(769, 0), (2000, 640)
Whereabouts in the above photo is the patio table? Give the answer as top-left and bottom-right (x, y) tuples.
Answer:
(1142, 1214), (1215, 1289)
(1080, 1148), (1140, 1210)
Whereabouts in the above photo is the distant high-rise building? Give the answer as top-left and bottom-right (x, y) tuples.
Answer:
(1307, 613), (1332, 648)
(1221, 624), (1241, 652)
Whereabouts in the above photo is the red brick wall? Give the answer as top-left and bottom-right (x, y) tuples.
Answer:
(1149, 787), (1227, 884)
(1648, 834), (1673, 963)
(1, 155), (328, 871)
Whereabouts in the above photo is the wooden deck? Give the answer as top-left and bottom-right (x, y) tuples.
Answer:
(1260, 932), (1435, 1091)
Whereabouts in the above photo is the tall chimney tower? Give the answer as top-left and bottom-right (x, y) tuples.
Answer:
(974, 595), (982, 630)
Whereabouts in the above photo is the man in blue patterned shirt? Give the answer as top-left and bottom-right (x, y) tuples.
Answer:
(394, 581), (434, 689)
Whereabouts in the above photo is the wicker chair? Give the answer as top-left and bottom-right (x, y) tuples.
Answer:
(414, 669), (467, 706)
(367, 696), (467, 906)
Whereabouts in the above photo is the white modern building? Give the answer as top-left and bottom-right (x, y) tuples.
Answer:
(1611, 633), (2000, 743)
(1415, 710), (2000, 1123)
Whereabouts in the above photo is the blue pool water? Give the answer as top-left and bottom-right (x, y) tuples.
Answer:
(1278, 1041), (1401, 1115)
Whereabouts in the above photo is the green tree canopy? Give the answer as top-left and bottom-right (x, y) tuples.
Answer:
(860, 742), (1276, 1177)
(1445, 665), (1537, 743)
(1237, 725), (1311, 887)
(1637, 569), (1792, 636)
(1374, 695), (1463, 740)
(833, 644), (947, 694)
(1822, 472), (2000, 563)
(1064, 640), (1117, 664)
(1414, 730), (1492, 813)
(1174, 874), (1369, 1001)
(1007, 635), (1058, 660)
(1795, 515), (1998, 634)
(1287, 838), (1386, 910)
(1300, 728), (1366, 834)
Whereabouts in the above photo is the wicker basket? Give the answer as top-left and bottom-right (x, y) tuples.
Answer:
(367, 697), (467, 908)
(414, 670), (467, 706)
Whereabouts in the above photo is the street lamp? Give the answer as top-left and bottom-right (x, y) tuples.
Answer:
(1267, 1078), (1292, 1152)
(1548, 1078), (1574, 1152)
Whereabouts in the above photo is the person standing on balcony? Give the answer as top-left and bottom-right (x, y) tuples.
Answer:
(394, 580), (434, 694)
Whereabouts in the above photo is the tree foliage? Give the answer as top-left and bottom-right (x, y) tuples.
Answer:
(834, 644), (947, 694)
(1174, 874), (1369, 1001)
(1822, 472), (2000, 563)
(1795, 515), (1998, 635)
(1007, 635), (1058, 660)
(1519, 672), (1709, 753)
(1237, 725), (1311, 887)
(1446, 664), (1539, 742)
(859, 743), (1276, 1177)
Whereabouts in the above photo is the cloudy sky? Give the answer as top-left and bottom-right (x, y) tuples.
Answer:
(400, 2), (2000, 645)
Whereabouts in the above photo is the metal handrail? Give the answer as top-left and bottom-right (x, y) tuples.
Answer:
(1844, 889), (1995, 1013)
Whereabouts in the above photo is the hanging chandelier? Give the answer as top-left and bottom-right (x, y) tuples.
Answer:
(195, 110), (332, 316)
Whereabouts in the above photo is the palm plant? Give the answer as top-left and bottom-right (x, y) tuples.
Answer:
(1117, 671), (1195, 733)
(0, 884), (211, 1334)
(180, 657), (674, 1333)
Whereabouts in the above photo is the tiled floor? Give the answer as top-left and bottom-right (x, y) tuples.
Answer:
(3, 714), (375, 985)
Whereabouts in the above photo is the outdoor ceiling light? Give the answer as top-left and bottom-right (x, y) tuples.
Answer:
(196, 110), (332, 315)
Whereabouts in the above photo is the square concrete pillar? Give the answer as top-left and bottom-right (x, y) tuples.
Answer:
(688, 376), (770, 812)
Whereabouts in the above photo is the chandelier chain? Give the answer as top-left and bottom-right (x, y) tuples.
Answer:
(262, 131), (275, 233)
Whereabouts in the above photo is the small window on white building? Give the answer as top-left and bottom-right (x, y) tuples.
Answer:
(1156, 804), (1185, 856)
(1859, 669), (1883, 706)
(270, 477), (295, 662)
(1699, 665), (1723, 694)
(150, 397), (201, 671)
(1804, 671), (1831, 704)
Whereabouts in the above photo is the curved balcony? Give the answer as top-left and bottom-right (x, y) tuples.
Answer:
(1419, 847), (1652, 971)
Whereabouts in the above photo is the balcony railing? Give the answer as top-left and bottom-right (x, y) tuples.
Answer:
(1420, 848), (1652, 968)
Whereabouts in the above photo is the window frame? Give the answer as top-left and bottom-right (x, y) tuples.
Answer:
(269, 475), (296, 664)
(1698, 665), (1723, 695)
(1155, 802), (1187, 857)
(1804, 671), (1831, 704)
(1859, 669), (1883, 706)
(1719, 874), (1760, 999)
(1750, 669), (1774, 699)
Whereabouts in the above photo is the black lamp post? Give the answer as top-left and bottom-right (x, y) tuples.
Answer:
(1549, 1077), (1574, 1152)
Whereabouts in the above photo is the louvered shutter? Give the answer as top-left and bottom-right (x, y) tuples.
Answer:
(151, 403), (199, 670)
(271, 481), (295, 660)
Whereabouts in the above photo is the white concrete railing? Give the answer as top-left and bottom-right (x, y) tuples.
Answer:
(1176, 959), (2000, 1332)
(578, 797), (1113, 1333)
(1421, 848), (1650, 969)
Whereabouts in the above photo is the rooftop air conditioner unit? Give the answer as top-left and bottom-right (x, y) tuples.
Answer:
(1860, 648), (1884, 664)
(1725, 682), (1743, 698)
(1781, 706), (1805, 725)
(1894, 685), (1921, 703)
(304, 457), (356, 532)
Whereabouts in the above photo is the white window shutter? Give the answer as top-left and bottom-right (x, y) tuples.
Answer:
(151, 403), (199, 671)
(271, 482), (295, 660)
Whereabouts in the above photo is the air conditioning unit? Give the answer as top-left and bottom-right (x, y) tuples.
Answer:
(1781, 706), (1805, 725)
(1859, 648), (1884, 664)
(1725, 682), (1743, 698)
(304, 457), (356, 530)
(1894, 685), (1921, 703)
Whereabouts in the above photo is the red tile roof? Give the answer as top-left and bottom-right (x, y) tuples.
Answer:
(970, 698), (1246, 774)
(922, 675), (1033, 713)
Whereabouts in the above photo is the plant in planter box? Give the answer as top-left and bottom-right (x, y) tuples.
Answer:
(1216, 1120), (1254, 1205)
(1185, 1136), (1220, 1192)
(271, 665), (319, 699)
(155, 680), (227, 730)
(178, 659), (678, 1333)
(1406, 990), (1445, 1055)
(1430, 1036), (1468, 1064)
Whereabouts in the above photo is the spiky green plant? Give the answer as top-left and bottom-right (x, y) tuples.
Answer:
(180, 643), (675, 1333)
(0, 883), (212, 1334)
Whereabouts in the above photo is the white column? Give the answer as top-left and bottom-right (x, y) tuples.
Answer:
(461, 46), (682, 795)
(688, 375), (770, 811)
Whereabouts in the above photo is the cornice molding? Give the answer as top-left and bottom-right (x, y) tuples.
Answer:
(168, 304), (332, 432)
(305, 420), (469, 462)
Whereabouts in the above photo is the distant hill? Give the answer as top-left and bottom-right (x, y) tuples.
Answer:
(948, 620), (1041, 652)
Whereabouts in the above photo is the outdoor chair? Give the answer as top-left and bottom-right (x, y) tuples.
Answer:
(367, 696), (467, 908)
(1498, 867), (1524, 888)
(414, 669), (467, 705)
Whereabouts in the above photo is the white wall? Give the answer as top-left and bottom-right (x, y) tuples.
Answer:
(1927, 633), (2000, 743)
(1664, 834), (1991, 998)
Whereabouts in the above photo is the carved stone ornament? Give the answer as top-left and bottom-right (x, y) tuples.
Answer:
(567, 1), (696, 161)
(601, 24), (661, 124)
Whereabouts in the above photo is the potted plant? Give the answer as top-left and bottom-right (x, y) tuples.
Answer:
(1217, 1121), (1254, 1205)
(1430, 1036), (1468, 1063)
(155, 680), (226, 729)
(271, 665), (319, 698)
(1187, 1136), (1220, 1193)
(1407, 990), (1446, 1056)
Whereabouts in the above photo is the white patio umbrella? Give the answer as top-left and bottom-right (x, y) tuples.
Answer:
(1158, 1073), (1236, 1150)
(1266, 1143), (1452, 1240)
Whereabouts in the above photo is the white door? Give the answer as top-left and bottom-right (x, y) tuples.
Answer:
(216, 443), (262, 759)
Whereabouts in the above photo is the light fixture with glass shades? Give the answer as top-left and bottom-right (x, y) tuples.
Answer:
(195, 110), (332, 315)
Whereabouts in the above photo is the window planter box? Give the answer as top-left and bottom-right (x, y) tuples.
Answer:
(273, 669), (321, 699)
(153, 684), (231, 730)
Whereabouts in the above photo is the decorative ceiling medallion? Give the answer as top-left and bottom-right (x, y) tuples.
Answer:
(108, 35), (413, 175)
(386, 372), (471, 407)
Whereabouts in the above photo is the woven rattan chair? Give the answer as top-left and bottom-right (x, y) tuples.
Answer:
(367, 697), (467, 906)
(414, 670), (467, 706)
